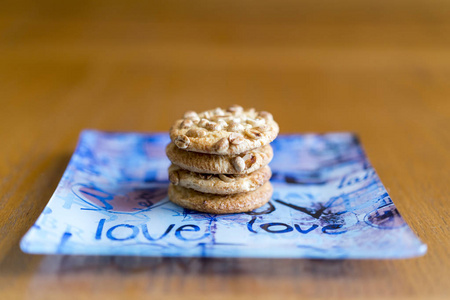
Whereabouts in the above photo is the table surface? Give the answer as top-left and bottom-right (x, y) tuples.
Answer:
(1, 1), (449, 299)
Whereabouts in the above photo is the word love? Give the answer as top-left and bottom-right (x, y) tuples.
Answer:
(95, 219), (209, 242)
(247, 216), (346, 235)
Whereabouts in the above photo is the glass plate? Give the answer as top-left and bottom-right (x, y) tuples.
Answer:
(20, 130), (427, 259)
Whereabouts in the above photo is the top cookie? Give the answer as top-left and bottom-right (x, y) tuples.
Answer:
(170, 105), (279, 155)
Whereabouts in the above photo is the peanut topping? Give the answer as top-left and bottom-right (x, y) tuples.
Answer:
(199, 174), (213, 180)
(227, 123), (244, 132)
(215, 115), (234, 122)
(228, 133), (244, 145)
(226, 105), (244, 114)
(169, 171), (180, 185)
(198, 119), (209, 128)
(218, 174), (234, 182)
(172, 106), (277, 155)
(218, 119), (228, 128)
(254, 124), (270, 132)
(243, 153), (257, 168)
(244, 128), (263, 139)
(179, 119), (193, 129)
(258, 111), (273, 121)
(213, 107), (225, 116)
(246, 118), (266, 127)
(174, 135), (190, 149)
(205, 121), (222, 131)
(186, 128), (206, 138)
(200, 111), (212, 119)
(213, 138), (229, 152)
(184, 111), (198, 119)
(232, 156), (246, 172)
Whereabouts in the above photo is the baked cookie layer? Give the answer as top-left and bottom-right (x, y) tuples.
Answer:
(170, 105), (279, 155)
(169, 164), (272, 195)
(168, 181), (273, 214)
(166, 142), (273, 174)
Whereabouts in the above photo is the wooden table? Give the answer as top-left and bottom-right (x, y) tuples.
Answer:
(1, 1), (449, 299)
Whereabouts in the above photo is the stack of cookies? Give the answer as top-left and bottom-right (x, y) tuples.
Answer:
(166, 105), (279, 214)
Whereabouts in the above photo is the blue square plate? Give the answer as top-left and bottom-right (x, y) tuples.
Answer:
(20, 130), (426, 259)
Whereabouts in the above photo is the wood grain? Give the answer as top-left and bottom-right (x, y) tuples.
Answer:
(0, 1), (449, 299)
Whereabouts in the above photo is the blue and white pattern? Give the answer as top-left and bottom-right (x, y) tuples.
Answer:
(20, 130), (427, 259)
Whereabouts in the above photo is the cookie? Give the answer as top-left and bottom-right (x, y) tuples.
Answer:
(168, 181), (273, 214)
(169, 164), (272, 195)
(170, 105), (279, 155)
(166, 142), (273, 174)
